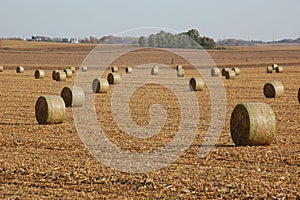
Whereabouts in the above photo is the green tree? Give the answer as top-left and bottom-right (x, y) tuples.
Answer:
(138, 36), (147, 47)
(148, 34), (158, 47)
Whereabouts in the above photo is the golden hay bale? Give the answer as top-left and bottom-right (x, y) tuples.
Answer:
(176, 65), (183, 71)
(177, 68), (185, 77)
(272, 63), (278, 70)
(111, 66), (119, 72)
(82, 66), (88, 72)
(52, 70), (61, 80)
(64, 69), (73, 78)
(125, 67), (133, 74)
(189, 77), (205, 91)
(211, 67), (220, 77)
(92, 78), (109, 93)
(266, 66), (273, 73)
(263, 81), (284, 98)
(107, 72), (121, 84)
(275, 66), (283, 73)
(0, 66), (3, 72)
(35, 96), (65, 124)
(230, 102), (276, 146)
(16, 66), (24, 73)
(222, 68), (230, 76)
(151, 66), (159, 75)
(60, 86), (85, 107)
(225, 70), (236, 79)
(298, 88), (300, 104)
(34, 69), (45, 79)
(70, 67), (76, 73)
(232, 67), (240, 75)
(56, 71), (67, 81)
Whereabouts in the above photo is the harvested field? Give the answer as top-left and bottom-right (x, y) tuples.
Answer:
(0, 40), (299, 199)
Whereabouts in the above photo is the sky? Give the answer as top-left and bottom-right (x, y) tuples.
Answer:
(0, 0), (299, 41)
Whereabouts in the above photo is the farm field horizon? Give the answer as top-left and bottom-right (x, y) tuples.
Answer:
(0, 40), (299, 199)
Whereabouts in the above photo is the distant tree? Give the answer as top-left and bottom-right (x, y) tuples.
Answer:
(89, 36), (98, 44)
(148, 34), (158, 47)
(138, 36), (147, 47)
(62, 38), (69, 43)
(200, 36), (216, 49)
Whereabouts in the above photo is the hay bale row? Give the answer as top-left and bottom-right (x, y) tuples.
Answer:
(16, 66), (24, 73)
(267, 64), (284, 73)
(189, 77), (205, 91)
(230, 102), (276, 146)
(263, 80), (284, 98)
(0, 66), (3, 72)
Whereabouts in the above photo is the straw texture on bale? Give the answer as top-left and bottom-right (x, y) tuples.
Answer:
(55, 71), (67, 81)
(125, 67), (133, 74)
(151, 66), (159, 75)
(64, 69), (73, 78)
(34, 69), (45, 79)
(35, 96), (66, 124)
(16, 66), (24, 73)
(0, 66), (3, 72)
(92, 78), (109, 93)
(232, 67), (240, 75)
(177, 68), (185, 77)
(266, 66), (273, 73)
(111, 66), (119, 72)
(61, 86), (85, 107)
(225, 70), (236, 79)
(82, 66), (88, 72)
(211, 67), (220, 77)
(176, 65), (183, 71)
(298, 88), (300, 104)
(222, 68), (230, 76)
(272, 64), (278, 70)
(107, 72), (121, 84)
(263, 81), (284, 98)
(230, 102), (276, 146)
(70, 67), (76, 73)
(275, 66), (283, 73)
(189, 77), (205, 91)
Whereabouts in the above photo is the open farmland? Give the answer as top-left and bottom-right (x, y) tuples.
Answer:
(0, 40), (299, 199)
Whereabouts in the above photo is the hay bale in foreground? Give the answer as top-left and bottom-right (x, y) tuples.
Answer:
(35, 96), (65, 124)
(177, 68), (185, 77)
(151, 66), (159, 75)
(263, 81), (284, 98)
(266, 66), (273, 73)
(70, 67), (76, 73)
(92, 78), (109, 93)
(61, 86), (85, 107)
(56, 71), (67, 81)
(232, 67), (240, 75)
(189, 77), (205, 91)
(111, 66), (119, 72)
(211, 67), (220, 77)
(82, 66), (88, 72)
(222, 68), (230, 76)
(230, 102), (276, 146)
(275, 66), (283, 73)
(16, 66), (24, 73)
(34, 69), (45, 79)
(107, 72), (121, 84)
(0, 66), (3, 72)
(125, 67), (133, 74)
(225, 70), (236, 79)
(64, 69), (73, 78)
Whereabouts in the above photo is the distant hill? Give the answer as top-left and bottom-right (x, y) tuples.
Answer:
(217, 37), (300, 46)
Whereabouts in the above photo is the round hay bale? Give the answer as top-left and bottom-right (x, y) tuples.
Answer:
(275, 66), (283, 73)
(56, 71), (67, 81)
(125, 67), (133, 74)
(111, 66), (119, 72)
(0, 66), (3, 72)
(60, 86), (85, 107)
(263, 81), (284, 98)
(232, 67), (240, 75)
(225, 70), (236, 79)
(211, 67), (220, 77)
(189, 77), (205, 91)
(107, 72), (121, 84)
(64, 69), (73, 78)
(177, 68), (185, 77)
(52, 70), (60, 80)
(35, 95), (66, 124)
(70, 67), (76, 73)
(266, 66), (273, 73)
(176, 65), (183, 71)
(272, 63), (278, 70)
(230, 102), (276, 146)
(16, 66), (24, 73)
(34, 69), (45, 79)
(82, 66), (88, 72)
(151, 66), (159, 75)
(222, 68), (230, 76)
(298, 87), (300, 104)
(92, 78), (109, 93)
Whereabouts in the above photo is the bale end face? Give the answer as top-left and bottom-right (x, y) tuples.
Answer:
(263, 81), (284, 98)
(230, 102), (276, 146)
(125, 67), (133, 74)
(16, 66), (24, 73)
(34, 69), (45, 79)
(222, 68), (230, 76)
(56, 71), (67, 81)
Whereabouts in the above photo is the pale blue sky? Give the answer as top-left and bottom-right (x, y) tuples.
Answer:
(0, 0), (299, 41)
